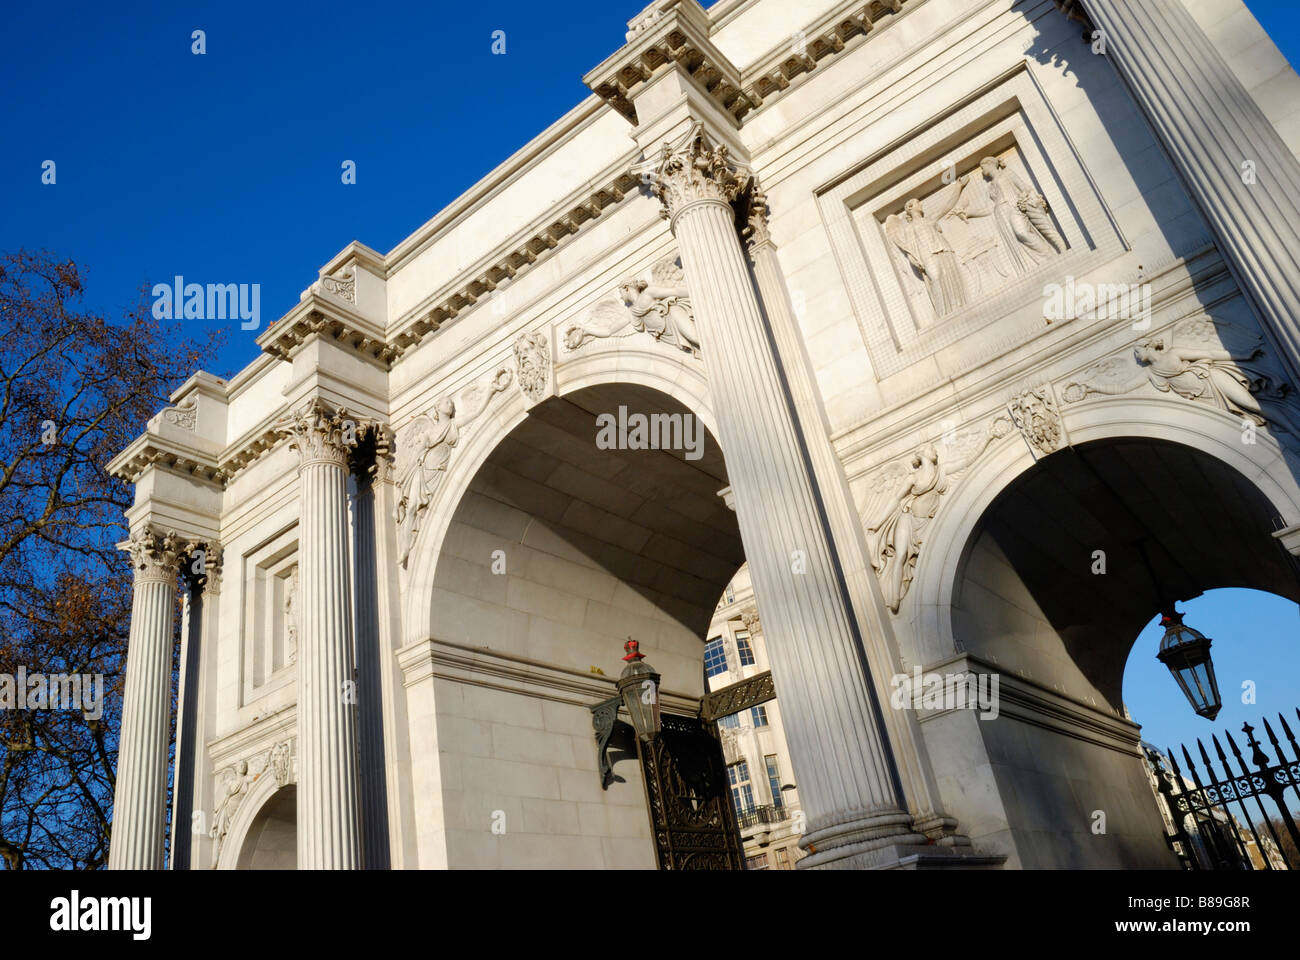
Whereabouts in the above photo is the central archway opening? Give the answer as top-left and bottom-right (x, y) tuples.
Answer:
(944, 436), (1300, 868)
(423, 382), (745, 868)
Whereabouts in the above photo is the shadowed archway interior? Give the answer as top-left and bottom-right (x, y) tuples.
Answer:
(942, 436), (1300, 868)
(955, 437), (1300, 710)
(430, 382), (744, 693)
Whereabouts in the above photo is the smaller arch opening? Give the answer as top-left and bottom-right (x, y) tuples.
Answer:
(235, 785), (297, 870)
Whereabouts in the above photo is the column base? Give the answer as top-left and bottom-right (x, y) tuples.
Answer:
(801, 839), (1007, 870)
(796, 810), (1001, 869)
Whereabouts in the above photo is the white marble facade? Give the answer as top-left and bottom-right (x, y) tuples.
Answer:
(107, 0), (1300, 869)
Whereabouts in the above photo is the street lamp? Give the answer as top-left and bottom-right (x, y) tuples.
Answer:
(1156, 610), (1222, 721)
(616, 638), (661, 741)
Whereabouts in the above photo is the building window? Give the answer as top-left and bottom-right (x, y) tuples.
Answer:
(765, 754), (783, 809)
(718, 713), (740, 729)
(704, 637), (728, 677)
(752, 704), (769, 727)
(735, 631), (755, 666)
(727, 760), (755, 815)
(745, 853), (770, 870)
(774, 847), (791, 870)
(725, 583), (735, 604)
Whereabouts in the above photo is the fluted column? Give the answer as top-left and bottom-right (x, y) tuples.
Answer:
(1069, 0), (1300, 382)
(109, 528), (183, 870)
(639, 124), (928, 867)
(351, 428), (391, 868)
(278, 400), (364, 869)
(741, 185), (962, 843)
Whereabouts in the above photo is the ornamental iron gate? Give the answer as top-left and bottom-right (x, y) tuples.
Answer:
(1146, 711), (1300, 870)
(637, 713), (745, 870)
(590, 669), (780, 870)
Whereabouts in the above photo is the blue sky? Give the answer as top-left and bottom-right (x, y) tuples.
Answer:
(3, 3), (1298, 763)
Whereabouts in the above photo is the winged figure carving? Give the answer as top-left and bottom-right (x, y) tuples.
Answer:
(563, 257), (700, 356)
(394, 368), (512, 567)
(861, 425), (1007, 613)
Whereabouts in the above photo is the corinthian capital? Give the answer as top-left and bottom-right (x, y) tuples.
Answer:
(127, 527), (184, 583)
(275, 399), (363, 469)
(740, 177), (772, 253)
(635, 122), (749, 223)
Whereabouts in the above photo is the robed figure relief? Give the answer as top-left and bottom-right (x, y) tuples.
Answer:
(955, 156), (1065, 274)
(883, 152), (1066, 321)
(1063, 316), (1300, 435)
(884, 179), (971, 319)
(1133, 317), (1300, 431)
(861, 427), (1005, 613)
(394, 368), (513, 567)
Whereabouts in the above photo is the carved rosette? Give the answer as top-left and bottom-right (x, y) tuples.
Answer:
(275, 399), (362, 470)
(637, 123), (748, 224)
(127, 527), (184, 583)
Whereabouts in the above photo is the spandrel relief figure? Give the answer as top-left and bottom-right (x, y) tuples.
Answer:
(884, 178), (970, 318)
(956, 156), (1065, 274)
(209, 760), (249, 867)
(1063, 316), (1300, 435)
(564, 257), (700, 356)
(862, 424), (1008, 613)
(395, 368), (513, 567)
(1133, 317), (1298, 429)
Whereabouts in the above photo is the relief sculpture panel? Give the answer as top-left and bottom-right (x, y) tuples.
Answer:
(882, 146), (1066, 326)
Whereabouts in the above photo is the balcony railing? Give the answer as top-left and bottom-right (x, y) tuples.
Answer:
(735, 804), (788, 829)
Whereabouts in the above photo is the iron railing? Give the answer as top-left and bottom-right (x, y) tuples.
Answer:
(735, 804), (788, 829)
(1147, 710), (1300, 870)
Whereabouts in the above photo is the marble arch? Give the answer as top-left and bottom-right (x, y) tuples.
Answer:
(103, 0), (1300, 871)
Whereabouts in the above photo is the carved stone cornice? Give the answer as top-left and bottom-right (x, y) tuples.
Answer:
(108, 434), (226, 487)
(275, 399), (365, 471)
(390, 168), (641, 354)
(635, 121), (749, 224)
(585, 0), (752, 125)
(126, 527), (185, 584)
(587, 0), (913, 127)
(258, 293), (400, 369)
